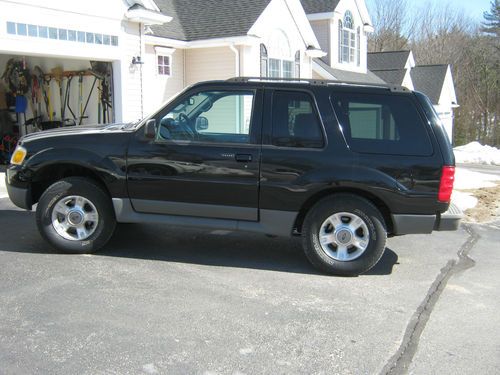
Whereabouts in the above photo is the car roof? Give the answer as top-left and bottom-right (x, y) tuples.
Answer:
(190, 77), (411, 94)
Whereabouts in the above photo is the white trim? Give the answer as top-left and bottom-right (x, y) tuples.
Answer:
(125, 8), (172, 25)
(144, 35), (257, 49)
(307, 12), (336, 21)
(154, 46), (175, 55)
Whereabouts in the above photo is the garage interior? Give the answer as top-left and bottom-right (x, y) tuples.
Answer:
(0, 54), (114, 163)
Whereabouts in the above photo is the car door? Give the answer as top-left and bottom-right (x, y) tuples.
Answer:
(126, 85), (263, 221)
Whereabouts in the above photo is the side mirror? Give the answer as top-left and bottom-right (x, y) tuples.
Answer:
(196, 116), (209, 131)
(144, 119), (156, 139)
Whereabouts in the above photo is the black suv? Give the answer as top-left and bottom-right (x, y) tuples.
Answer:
(5, 78), (461, 276)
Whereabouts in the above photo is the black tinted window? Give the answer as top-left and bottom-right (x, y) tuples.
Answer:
(330, 93), (433, 156)
(272, 91), (324, 148)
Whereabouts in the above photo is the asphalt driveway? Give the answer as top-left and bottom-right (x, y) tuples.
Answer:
(1, 196), (499, 375)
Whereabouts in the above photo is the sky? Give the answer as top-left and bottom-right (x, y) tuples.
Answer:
(365, 0), (493, 23)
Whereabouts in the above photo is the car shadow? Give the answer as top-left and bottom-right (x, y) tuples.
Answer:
(0, 207), (399, 277)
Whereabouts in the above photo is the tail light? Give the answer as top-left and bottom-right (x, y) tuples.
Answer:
(438, 166), (455, 203)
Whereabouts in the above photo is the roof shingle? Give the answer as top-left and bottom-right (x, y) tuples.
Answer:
(370, 69), (406, 86)
(300, 0), (341, 14)
(367, 51), (411, 71)
(411, 65), (449, 104)
(152, 0), (272, 41)
(315, 58), (386, 84)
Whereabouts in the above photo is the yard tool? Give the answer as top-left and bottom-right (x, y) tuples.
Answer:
(51, 66), (64, 122)
(79, 74), (99, 126)
(77, 72), (88, 125)
(63, 74), (77, 125)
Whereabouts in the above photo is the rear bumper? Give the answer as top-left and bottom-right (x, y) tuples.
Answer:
(391, 203), (462, 235)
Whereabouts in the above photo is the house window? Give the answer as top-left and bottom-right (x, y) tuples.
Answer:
(339, 11), (357, 65)
(295, 51), (301, 78)
(260, 44), (268, 78)
(5, 21), (118, 47)
(269, 58), (281, 78)
(157, 55), (171, 76)
(283, 61), (293, 78)
(356, 27), (361, 67)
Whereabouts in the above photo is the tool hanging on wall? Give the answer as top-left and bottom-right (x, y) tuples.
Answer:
(64, 75), (77, 125)
(50, 66), (65, 123)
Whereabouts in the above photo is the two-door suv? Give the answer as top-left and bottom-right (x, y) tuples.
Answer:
(6, 78), (461, 276)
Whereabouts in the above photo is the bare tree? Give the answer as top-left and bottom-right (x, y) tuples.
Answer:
(368, 0), (413, 52)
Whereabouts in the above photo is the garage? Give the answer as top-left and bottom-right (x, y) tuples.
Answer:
(0, 0), (165, 164)
(0, 53), (114, 139)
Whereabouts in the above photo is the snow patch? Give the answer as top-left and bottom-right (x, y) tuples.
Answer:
(451, 191), (478, 212)
(0, 172), (7, 199)
(452, 167), (500, 211)
(454, 168), (500, 190)
(454, 142), (500, 166)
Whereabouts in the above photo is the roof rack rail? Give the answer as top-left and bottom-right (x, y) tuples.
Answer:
(226, 77), (409, 93)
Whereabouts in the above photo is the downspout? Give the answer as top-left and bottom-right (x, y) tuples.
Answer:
(229, 43), (240, 77)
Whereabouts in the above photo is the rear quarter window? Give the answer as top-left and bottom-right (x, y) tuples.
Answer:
(330, 92), (433, 156)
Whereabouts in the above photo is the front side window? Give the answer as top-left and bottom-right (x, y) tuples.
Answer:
(330, 93), (433, 156)
(272, 91), (324, 148)
(158, 55), (171, 76)
(157, 90), (255, 144)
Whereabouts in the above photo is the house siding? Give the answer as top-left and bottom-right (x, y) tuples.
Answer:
(311, 20), (330, 65)
(143, 46), (185, 115)
(185, 47), (236, 86)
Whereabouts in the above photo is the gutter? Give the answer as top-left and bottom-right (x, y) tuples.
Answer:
(229, 44), (240, 77)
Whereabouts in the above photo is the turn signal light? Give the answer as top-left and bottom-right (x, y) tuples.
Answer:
(438, 166), (455, 203)
(10, 146), (27, 166)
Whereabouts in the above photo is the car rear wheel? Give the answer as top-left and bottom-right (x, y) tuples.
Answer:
(36, 177), (116, 254)
(302, 194), (387, 276)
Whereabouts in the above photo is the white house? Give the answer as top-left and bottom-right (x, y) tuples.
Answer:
(0, 0), (457, 140)
(368, 50), (458, 142)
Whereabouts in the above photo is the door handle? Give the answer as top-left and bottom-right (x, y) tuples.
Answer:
(235, 154), (253, 162)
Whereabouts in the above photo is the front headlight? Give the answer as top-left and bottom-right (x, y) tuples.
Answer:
(10, 146), (27, 166)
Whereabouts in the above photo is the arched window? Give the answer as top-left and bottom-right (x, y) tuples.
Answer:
(344, 11), (354, 29)
(260, 44), (268, 77)
(294, 50), (300, 78)
(340, 11), (356, 64)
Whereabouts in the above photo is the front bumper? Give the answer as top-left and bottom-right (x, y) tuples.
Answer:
(5, 169), (32, 210)
(391, 203), (463, 235)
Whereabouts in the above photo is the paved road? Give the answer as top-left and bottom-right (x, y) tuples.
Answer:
(457, 163), (500, 176)
(0, 197), (499, 374)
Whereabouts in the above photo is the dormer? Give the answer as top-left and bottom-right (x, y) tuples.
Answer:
(302, 0), (373, 73)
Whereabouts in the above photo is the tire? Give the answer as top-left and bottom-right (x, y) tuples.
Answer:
(36, 177), (116, 254)
(302, 194), (387, 276)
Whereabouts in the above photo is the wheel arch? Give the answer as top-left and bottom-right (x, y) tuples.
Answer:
(293, 188), (394, 235)
(30, 163), (112, 205)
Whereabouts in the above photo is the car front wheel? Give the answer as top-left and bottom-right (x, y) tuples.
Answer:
(36, 177), (116, 254)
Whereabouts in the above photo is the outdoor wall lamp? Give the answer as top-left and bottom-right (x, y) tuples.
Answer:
(131, 56), (144, 65)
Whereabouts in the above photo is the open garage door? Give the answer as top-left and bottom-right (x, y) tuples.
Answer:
(0, 54), (115, 151)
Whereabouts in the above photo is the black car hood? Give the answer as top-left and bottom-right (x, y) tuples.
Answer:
(20, 123), (135, 143)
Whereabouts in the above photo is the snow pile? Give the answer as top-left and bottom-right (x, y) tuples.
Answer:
(452, 191), (478, 212)
(454, 168), (500, 190)
(454, 142), (500, 166)
(452, 167), (500, 212)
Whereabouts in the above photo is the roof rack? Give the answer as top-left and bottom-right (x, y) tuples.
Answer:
(226, 77), (409, 93)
